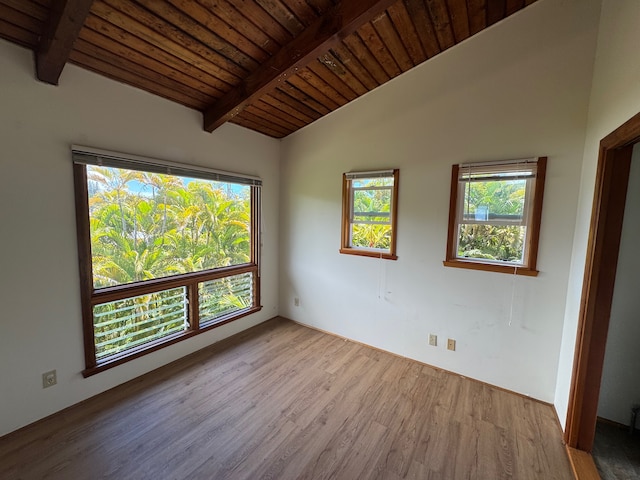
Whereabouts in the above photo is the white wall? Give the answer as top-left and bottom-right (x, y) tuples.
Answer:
(280, 0), (600, 403)
(596, 145), (640, 426)
(0, 39), (280, 437)
(555, 0), (640, 428)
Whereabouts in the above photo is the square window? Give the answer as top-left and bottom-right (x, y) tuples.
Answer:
(73, 147), (262, 375)
(444, 158), (546, 276)
(340, 169), (398, 260)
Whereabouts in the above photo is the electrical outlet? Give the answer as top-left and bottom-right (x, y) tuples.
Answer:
(294, 297), (300, 307)
(42, 370), (57, 388)
(429, 334), (437, 347)
(447, 339), (456, 351)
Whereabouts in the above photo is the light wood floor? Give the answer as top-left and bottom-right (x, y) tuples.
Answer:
(0, 317), (572, 480)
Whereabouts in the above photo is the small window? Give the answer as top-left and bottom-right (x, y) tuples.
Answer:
(73, 146), (262, 376)
(340, 169), (399, 260)
(444, 157), (546, 276)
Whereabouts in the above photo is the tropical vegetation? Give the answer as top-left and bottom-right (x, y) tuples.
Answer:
(86, 165), (253, 360)
(351, 178), (393, 250)
(457, 178), (527, 263)
(88, 166), (251, 288)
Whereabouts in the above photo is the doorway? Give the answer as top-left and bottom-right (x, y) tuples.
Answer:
(565, 112), (640, 465)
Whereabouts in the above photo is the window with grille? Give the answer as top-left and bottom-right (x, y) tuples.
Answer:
(444, 157), (546, 276)
(340, 169), (399, 260)
(73, 146), (261, 375)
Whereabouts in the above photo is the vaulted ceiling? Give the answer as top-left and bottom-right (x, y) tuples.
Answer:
(0, 0), (538, 138)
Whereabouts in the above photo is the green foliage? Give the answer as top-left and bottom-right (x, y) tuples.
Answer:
(199, 273), (252, 323)
(88, 167), (251, 288)
(351, 179), (392, 250)
(458, 179), (526, 263)
(87, 166), (252, 359)
(462, 178), (525, 217)
(458, 224), (526, 263)
(352, 224), (391, 250)
(93, 288), (185, 359)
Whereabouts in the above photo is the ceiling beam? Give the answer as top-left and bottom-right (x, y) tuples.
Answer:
(203, 0), (398, 133)
(36, 0), (95, 85)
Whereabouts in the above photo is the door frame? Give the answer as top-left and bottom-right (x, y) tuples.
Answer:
(565, 111), (640, 451)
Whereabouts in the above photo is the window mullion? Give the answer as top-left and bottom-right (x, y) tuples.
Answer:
(187, 281), (199, 332)
(91, 264), (256, 305)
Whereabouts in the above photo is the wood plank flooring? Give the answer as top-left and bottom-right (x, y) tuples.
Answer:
(0, 317), (573, 480)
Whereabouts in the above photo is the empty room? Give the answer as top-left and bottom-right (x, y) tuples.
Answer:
(1, 0), (639, 478)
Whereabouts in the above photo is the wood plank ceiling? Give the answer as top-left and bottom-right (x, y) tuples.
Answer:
(0, 0), (538, 138)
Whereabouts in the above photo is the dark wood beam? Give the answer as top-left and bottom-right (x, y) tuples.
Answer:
(203, 0), (397, 132)
(36, 0), (95, 85)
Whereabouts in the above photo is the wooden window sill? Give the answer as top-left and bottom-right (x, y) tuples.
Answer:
(340, 248), (397, 260)
(443, 259), (538, 276)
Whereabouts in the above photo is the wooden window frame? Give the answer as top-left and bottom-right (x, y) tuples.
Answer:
(340, 169), (399, 260)
(73, 160), (262, 377)
(443, 157), (547, 276)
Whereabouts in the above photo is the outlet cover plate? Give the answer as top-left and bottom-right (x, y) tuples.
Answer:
(42, 370), (57, 388)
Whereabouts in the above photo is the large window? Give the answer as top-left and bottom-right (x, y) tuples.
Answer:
(73, 147), (261, 375)
(444, 157), (546, 276)
(340, 169), (399, 260)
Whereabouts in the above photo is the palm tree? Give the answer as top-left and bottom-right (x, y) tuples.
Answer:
(87, 166), (253, 354)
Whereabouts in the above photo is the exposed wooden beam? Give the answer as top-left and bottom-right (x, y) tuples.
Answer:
(36, 0), (94, 85)
(203, 0), (398, 133)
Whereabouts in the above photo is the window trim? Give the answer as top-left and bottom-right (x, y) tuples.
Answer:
(72, 149), (262, 377)
(443, 157), (547, 276)
(340, 169), (399, 260)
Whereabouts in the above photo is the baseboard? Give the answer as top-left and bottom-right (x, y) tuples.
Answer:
(597, 415), (639, 434)
(552, 405), (566, 437)
(283, 316), (554, 408)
